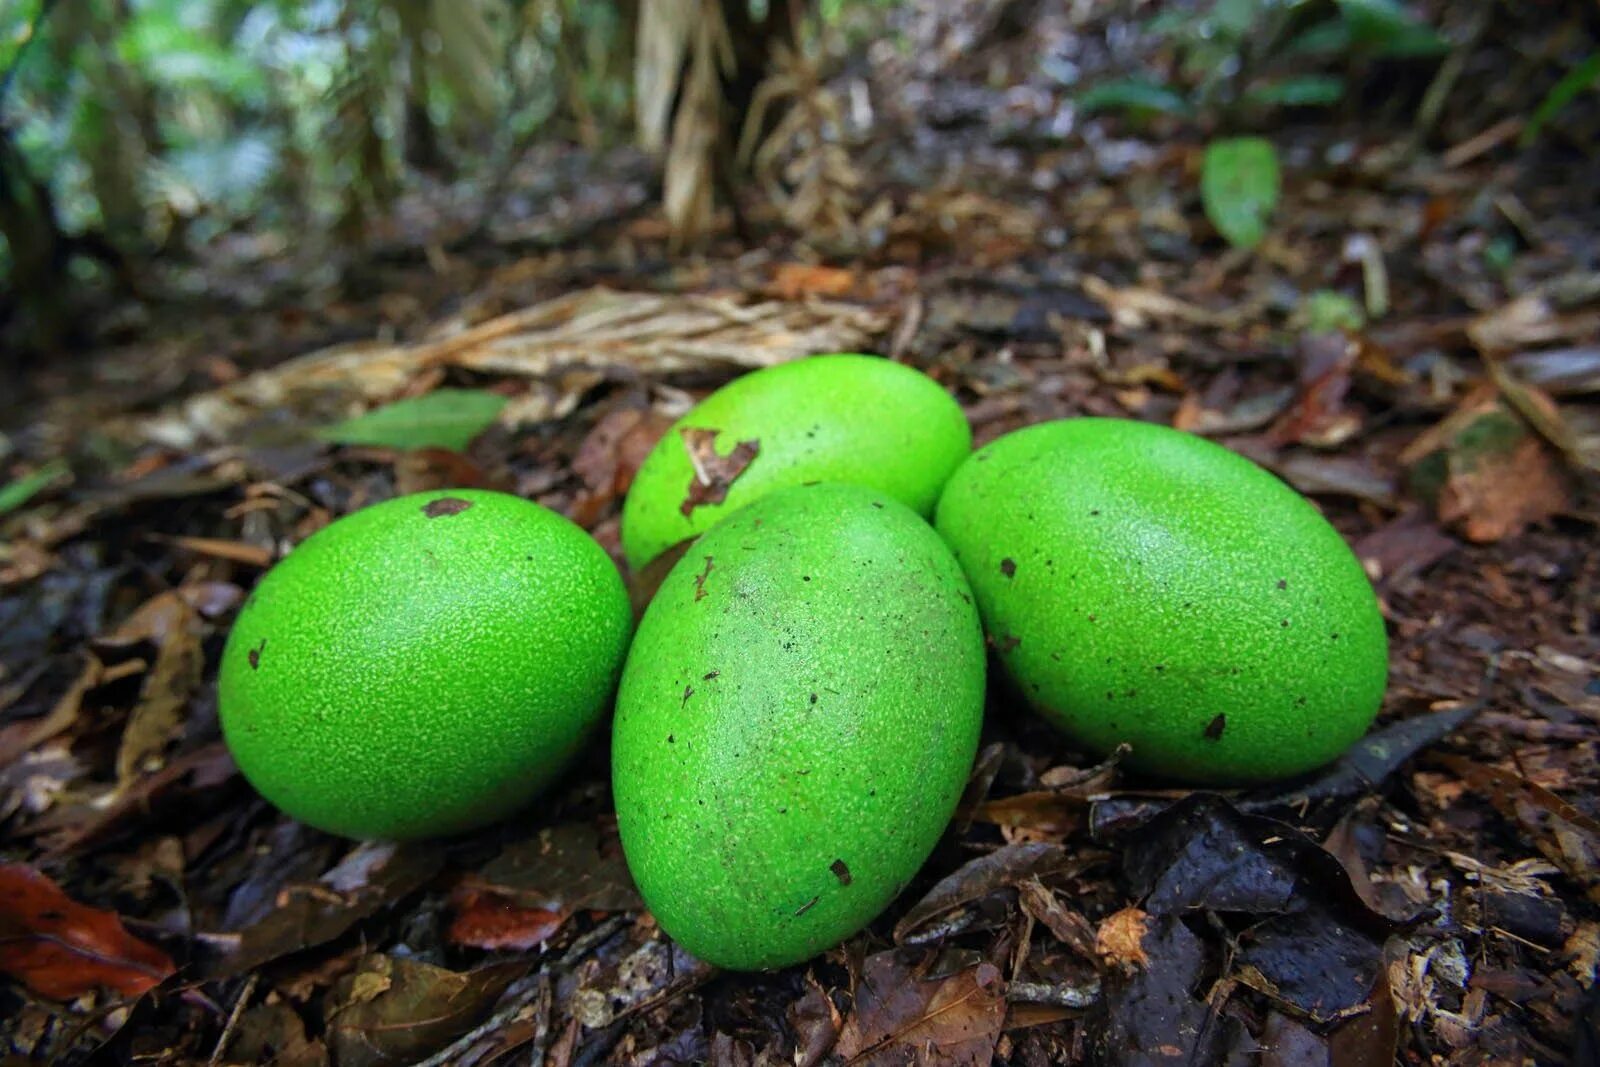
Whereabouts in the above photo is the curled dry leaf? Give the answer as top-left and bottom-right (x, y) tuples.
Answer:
(0, 862), (176, 999)
(100, 590), (205, 787)
(894, 843), (1075, 945)
(1093, 908), (1150, 970)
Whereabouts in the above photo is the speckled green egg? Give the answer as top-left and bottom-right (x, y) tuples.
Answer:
(935, 418), (1388, 785)
(619, 354), (970, 570)
(219, 489), (632, 839)
(613, 483), (986, 970)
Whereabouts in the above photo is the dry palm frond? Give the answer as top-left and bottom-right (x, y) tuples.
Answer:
(136, 288), (888, 448)
(635, 0), (734, 246)
(738, 42), (862, 247)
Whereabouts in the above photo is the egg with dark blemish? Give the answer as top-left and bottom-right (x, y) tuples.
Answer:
(219, 490), (632, 839)
(935, 418), (1387, 785)
(619, 354), (970, 571)
(612, 484), (985, 969)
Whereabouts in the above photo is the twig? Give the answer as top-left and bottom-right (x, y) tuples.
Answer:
(207, 972), (259, 1067)
(1414, 4), (1492, 141)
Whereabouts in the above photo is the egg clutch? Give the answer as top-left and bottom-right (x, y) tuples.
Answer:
(217, 353), (1389, 970)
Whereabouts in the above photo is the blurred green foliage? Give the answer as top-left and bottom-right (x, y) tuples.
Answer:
(0, 0), (634, 292)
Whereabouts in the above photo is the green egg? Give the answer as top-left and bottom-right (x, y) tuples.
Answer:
(935, 418), (1388, 785)
(619, 354), (970, 570)
(612, 483), (986, 969)
(219, 490), (632, 839)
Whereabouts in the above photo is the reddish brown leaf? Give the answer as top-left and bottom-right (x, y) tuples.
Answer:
(0, 862), (176, 999)
(768, 263), (857, 300)
(1267, 333), (1360, 448)
(1403, 389), (1570, 543)
(678, 429), (760, 518)
(572, 407), (674, 528)
(446, 888), (567, 951)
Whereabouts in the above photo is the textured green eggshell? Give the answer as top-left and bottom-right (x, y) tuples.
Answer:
(619, 354), (971, 570)
(935, 418), (1388, 785)
(613, 483), (986, 970)
(219, 489), (633, 839)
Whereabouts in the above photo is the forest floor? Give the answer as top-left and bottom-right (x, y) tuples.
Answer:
(2, 5), (1598, 1065)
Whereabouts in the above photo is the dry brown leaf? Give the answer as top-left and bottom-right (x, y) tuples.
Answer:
(0, 658), (99, 770)
(1094, 908), (1150, 970)
(834, 952), (1006, 1067)
(769, 264), (857, 300)
(677, 428), (760, 518)
(1467, 292), (1600, 356)
(1437, 433), (1568, 543)
(106, 592), (204, 786)
(1404, 388), (1570, 543)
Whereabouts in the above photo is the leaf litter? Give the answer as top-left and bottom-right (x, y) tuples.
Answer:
(2, 2), (1599, 1063)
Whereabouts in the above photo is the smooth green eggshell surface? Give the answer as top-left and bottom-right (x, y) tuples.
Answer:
(613, 483), (986, 970)
(219, 489), (632, 840)
(935, 418), (1387, 785)
(619, 354), (970, 570)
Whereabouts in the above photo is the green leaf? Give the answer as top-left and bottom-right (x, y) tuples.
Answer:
(317, 390), (508, 453)
(1078, 79), (1194, 118)
(1522, 52), (1600, 146)
(1336, 0), (1448, 58)
(1201, 137), (1281, 250)
(0, 459), (69, 517)
(1302, 290), (1366, 333)
(1244, 74), (1347, 108)
(1284, 18), (1352, 57)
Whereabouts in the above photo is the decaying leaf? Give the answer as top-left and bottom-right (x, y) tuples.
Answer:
(0, 862), (176, 999)
(325, 954), (527, 1067)
(201, 841), (445, 979)
(834, 950), (1006, 1066)
(1088, 911), (1227, 1065)
(1438, 754), (1600, 902)
(1108, 794), (1427, 1027)
(1402, 387), (1570, 542)
(228, 1001), (330, 1067)
(678, 428), (760, 518)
